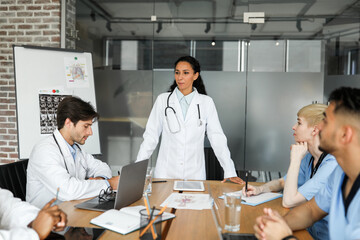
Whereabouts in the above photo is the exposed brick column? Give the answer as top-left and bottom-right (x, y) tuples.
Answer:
(0, 0), (61, 163)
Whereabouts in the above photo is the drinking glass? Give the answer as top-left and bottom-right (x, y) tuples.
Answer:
(224, 192), (242, 232)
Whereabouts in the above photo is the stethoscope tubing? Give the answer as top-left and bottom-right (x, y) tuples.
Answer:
(52, 133), (88, 175)
(165, 90), (202, 134)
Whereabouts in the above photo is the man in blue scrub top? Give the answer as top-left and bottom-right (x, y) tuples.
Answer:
(253, 87), (360, 240)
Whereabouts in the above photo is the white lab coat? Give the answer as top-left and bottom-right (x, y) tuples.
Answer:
(0, 188), (39, 240)
(26, 129), (112, 208)
(136, 89), (237, 180)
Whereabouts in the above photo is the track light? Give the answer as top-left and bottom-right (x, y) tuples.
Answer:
(106, 22), (112, 32)
(156, 22), (162, 33)
(90, 11), (96, 22)
(251, 24), (257, 31)
(204, 22), (211, 33)
(296, 19), (302, 32)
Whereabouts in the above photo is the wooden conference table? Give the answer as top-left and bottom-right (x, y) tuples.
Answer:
(59, 180), (312, 240)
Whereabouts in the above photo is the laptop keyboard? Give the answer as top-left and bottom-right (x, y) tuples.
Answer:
(93, 200), (115, 210)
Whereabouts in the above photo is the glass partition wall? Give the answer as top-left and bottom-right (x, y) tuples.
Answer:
(75, 0), (360, 176)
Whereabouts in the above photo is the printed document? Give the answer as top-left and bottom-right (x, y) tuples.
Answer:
(161, 193), (212, 210)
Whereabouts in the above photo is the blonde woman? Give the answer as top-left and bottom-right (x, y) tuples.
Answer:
(243, 104), (338, 240)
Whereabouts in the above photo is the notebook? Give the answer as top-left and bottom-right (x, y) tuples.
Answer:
(219, 191), (282, 206)
(75, 159), (148, 211)
(90, 205), (175, 235)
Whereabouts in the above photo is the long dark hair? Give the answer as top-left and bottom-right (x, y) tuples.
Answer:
(168, 56), (207, 95)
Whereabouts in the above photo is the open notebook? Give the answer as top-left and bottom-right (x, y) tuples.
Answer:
(90, 205), (175, 235)
(219, 191), (282, 206)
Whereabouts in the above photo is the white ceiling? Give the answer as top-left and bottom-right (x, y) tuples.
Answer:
(76, 0), (360, 40)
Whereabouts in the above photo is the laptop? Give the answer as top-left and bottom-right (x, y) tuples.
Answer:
(209, 184), (256, 240)
(75, 159), (149, 211)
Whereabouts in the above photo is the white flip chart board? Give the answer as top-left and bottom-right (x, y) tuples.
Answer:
(14, 45), (101, 159)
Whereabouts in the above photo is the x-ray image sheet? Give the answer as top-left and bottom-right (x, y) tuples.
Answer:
(39, 94), (68, 134)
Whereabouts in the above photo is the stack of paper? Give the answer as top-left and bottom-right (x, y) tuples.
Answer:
(161, 193), (212, 210)
(90, 206), (175, 235)
(219, 191), (282, 206)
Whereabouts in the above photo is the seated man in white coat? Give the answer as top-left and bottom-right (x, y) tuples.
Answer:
(27, 96), (119, 208)
(1, 187), (66, 240)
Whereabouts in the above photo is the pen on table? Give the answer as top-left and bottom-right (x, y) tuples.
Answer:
(152, 180), (167, 183)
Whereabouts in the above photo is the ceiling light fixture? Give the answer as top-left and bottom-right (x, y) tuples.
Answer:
(204, 22), (211, 33)
(106, 22), (112, 32)
(251, 23), (257, 31)
(90, 11), (96, 22)
(211, 39), (216, 46)
(296, 19), (302, 32)
(156, 22), (162, 33)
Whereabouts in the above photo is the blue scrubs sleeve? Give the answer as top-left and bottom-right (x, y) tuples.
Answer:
(314, 166), (339, 214)
(298, 155), (338, 200)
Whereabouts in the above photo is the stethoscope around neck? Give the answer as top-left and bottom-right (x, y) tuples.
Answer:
(165, 90), (202, 134)
(52, 133), (88, 175)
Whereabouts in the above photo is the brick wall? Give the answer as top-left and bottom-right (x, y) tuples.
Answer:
(0, 0), (61, 163)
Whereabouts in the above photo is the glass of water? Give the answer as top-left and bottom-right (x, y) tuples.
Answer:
(224, 192), (242, 232)
(144, 167), (153, 194)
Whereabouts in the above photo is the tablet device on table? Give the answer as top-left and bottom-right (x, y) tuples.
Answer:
(173, 181), (205, 191)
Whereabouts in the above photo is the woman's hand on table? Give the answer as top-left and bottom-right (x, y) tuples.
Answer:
(221, 177), (245, 185)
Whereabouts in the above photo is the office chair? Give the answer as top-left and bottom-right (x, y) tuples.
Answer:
(205, 147), (224, 180)
(0, 159), (28, 201)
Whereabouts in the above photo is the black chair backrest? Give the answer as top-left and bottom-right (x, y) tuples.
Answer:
(205, 147), (224, 180)
(0, 159), (28, 201)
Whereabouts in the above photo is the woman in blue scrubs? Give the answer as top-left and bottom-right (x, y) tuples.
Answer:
(243, 103), (338, 240)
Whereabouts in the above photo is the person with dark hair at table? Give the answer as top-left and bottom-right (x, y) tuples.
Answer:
(27, 96), (119, 208)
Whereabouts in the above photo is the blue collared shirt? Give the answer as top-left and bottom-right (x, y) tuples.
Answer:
(175, 87), (195, 120)
(65, 141), (77, 161)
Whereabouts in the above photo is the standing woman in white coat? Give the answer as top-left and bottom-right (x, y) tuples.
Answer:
(137, 56), (244, 184)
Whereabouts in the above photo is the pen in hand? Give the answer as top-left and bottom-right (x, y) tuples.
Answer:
(56, 187), (59, 200)
(245, 171), (249, 196)
(51, 187), (60, 206)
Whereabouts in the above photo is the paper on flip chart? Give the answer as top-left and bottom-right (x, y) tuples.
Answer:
(219, 191), (282, 206)
(161, 193), (212, 210)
